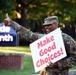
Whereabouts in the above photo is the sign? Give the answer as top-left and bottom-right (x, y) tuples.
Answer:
(0, 23), (17, 46)
(30, 28), (67, 72)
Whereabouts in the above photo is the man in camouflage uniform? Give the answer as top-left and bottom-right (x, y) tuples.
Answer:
(4, 15), (76, 75)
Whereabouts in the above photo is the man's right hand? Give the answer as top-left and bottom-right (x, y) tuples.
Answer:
(4, 14), (12, 26)
(47, 62), (58, 68)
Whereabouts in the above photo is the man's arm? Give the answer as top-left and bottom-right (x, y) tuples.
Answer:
(4, 16), (44, 42)
(58, 33), (76, 70)
(11, 21), (44, 42)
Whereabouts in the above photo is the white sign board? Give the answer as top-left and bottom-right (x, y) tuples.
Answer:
(30, 28), (67, 72)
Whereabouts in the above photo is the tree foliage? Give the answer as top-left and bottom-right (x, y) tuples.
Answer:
(0, 0), (76, 25)
(0, 0), (16, 22)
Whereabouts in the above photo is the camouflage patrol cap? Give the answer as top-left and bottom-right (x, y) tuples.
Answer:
(43, 16), (58, 26)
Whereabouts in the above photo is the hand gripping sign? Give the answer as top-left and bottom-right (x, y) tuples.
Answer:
(30, 28), (67, 72)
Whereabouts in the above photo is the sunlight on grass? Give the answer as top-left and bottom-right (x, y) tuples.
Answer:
(0, 46), (32, 55)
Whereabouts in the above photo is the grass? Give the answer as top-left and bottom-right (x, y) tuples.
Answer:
(0, 58), (35, 75)
(0, 46), (76, 75)
(0, 58), (33, 75)
(0, 46), (39, 75)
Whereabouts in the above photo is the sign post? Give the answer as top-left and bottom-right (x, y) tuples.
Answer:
(30, 28), (67, 72)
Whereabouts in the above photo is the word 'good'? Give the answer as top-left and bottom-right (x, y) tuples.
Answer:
(39, 42), (56, 56)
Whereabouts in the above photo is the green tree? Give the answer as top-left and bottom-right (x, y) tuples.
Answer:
(15, 0), (76, 27)
(0, 0), (16, 22)
(1, 0), (76, 26)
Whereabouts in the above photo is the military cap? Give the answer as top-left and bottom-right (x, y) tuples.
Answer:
(43, 16), (58, 26)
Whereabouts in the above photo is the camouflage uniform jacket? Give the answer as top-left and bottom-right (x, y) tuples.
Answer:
(11, 21), (76, 70)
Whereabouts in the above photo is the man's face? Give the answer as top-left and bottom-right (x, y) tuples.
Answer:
(43, 22), (58, 34)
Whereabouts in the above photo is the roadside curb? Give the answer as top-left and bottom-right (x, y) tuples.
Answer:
(69, 70), (76, 75)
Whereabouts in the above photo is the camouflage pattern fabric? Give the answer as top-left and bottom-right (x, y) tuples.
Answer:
(11, 21), (76, 75)
(11, 21), (44, 42)
(40, 68), (69, 75)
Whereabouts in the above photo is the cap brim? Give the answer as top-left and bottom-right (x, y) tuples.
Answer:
(43, 22), (53, 26)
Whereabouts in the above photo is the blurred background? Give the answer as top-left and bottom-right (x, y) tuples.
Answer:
(0, 0), (76, 46)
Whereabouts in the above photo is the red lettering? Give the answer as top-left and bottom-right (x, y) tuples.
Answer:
(45, 57), (48, 63)
(51, 54), (54, 60)
(47, 54), (51, 61)
(37, 41), (43, 49)
(48, 46), (51, 52)
(36, 61), (40, 67)
(43, 40), (47, 46)
(51, 36), (54, 41)
(40, 59), (45, 66)
(36, 57), (50, 67)
(57, 50), (61, 57)
(46, 37), (51, 43)
(52, 42), (56, 49)
(54, 53), (57, 58)
(60, 47), (64, 54)
(36, 48), (64, 68)
(39, 42), (56, 56)
(37, 35), (54, 49)
(57, 47), (63, 57)
(39, 49), (44, 56)
(44, 48), (48, 54)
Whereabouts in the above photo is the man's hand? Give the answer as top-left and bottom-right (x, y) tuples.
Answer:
(4, 14), (12, 26)
(47, 62), (58, 68)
